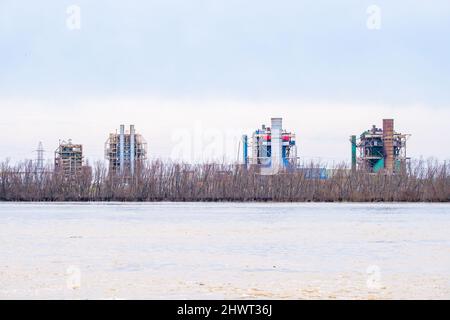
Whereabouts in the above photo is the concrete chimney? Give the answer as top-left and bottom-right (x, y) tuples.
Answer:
(383, 119), (394, 173)
(271, 117), (283, 173)
(119, 124), (125, 174)
(130, 125), (135, 175)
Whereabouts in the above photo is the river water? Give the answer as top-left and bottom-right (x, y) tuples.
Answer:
(0, 202), (449, 299)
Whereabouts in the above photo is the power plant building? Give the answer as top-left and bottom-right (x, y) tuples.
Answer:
(242, 117), (298, 171)
(54, 139), (84, 177)
(105, 125), (147, 176)
(351, 119), (410, 173)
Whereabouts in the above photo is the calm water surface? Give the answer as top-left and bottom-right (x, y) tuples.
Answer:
(0, 202), (449, 299)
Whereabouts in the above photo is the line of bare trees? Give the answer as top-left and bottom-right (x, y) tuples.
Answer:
(0, 159), (449, 202)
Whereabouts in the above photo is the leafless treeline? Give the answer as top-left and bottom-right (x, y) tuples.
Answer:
(0, 159), (449, 202)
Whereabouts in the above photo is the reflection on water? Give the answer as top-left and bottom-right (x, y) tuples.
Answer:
(0, 202), (449, 299)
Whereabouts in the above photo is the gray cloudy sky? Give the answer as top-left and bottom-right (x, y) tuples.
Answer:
(1, 0), (449, 164)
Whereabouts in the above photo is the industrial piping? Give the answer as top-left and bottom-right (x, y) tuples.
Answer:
(350, 135), (357, 172)
(242, 135), (248, 165)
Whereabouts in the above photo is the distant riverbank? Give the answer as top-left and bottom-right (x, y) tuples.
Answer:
(1, 160), (449, 202)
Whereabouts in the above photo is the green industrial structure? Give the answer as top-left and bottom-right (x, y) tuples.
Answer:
(351, 119), (410, 174)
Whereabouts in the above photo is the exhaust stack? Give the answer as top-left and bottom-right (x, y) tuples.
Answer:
(271, 117), (283, 173)
(383, 119), (394, 173)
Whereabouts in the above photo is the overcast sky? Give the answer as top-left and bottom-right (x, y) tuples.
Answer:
(1, 0), (450, 164)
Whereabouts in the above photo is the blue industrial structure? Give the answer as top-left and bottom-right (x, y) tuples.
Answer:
(242, 118), (298, 172)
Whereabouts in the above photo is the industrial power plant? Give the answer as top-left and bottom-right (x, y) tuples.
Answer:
(242, 117), (298, 173)
(9, 117), (450, 203)
(47, 125), (148, 179)
(105, 124), (148, 176)
(54, 139), (85, 177)
(39, 118), (412, 179)
(351, 119), (410, 174)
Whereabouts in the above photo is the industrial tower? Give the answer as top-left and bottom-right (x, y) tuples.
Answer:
(351, 119), (410, 173)
(242, 117), (298, 173)
(54, 139), (84, 177)
(105, 124), (147, 176)
(35, 141), (44, 173)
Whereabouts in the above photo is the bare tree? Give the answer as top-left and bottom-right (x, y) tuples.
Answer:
(0, 159), (449, 202)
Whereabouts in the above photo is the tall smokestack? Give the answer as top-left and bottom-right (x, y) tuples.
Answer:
(119, 124), (125, 174)
(271, 117), (282, 173)
(130, 125), (136, 175)
(130, 125), (135, 175)
(383, 119), (394, 173)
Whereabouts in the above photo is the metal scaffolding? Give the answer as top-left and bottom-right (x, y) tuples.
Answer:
(351, 119), (410, 173)
(243, 118), (298, 171)
(105, 124), (147, 176)
(35, 141), (44, 173)
(54, 139), (83, 177)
